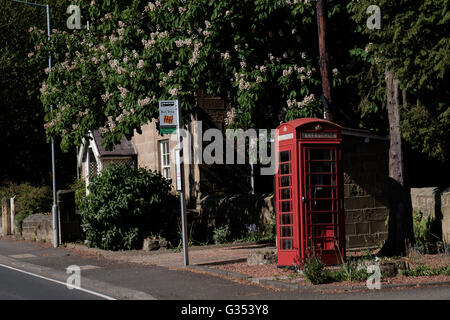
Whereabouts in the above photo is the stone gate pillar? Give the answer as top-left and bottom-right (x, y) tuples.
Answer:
(2, 197), (11, 236)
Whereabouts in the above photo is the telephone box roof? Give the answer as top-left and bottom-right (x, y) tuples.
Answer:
(277, 118), (342, 131)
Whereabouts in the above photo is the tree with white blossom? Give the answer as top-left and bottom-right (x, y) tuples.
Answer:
(31, 0), (343, 151)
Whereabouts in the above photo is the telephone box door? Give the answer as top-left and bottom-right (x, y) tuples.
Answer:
(301, 145), (344, 265)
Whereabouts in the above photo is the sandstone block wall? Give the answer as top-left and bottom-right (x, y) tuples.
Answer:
(21, 214), (53, 242)
(442, 188), (450, 243)
(343, 134), (390, 249)
(411, 187), (450, 243)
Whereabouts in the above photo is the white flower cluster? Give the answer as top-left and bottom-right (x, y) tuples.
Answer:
(294, 66), (305, 74)
(40, 82), (49, 95)
(144, 1), (161, 12)
(175, 38), (192, 47)
(239, 78), (251, 90)
(224, 108), (236, 126)
(286, 0), (311, 5)
(189, 42), (203, 66)
(109, 59), (126, 74)
(169, 86), (182, 97)
(117, 86), (128, 99)
(287, 94), (315, 109)
(138, 96), (152, 107)
(220, 51), (231, 60)
(142, 38), (156, 49)
(101, 92), (112, 102)
(283, 67), (293, 77)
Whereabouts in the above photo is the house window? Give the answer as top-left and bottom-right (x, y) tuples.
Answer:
(160, 140), (171, 179)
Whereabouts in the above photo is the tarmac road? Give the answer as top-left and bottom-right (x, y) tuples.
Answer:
(0, 265), (107, 300)
(0, 238), (448, 301)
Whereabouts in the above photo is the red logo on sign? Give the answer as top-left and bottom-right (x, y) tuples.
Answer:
(164, 115), (174, 124)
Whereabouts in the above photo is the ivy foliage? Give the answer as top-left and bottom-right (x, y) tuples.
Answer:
(79, 164), (178, 250)
(348, 0), (450, 161)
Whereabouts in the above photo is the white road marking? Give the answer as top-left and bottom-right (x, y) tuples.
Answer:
(0, 264), (116, 300)
(8, 254), (36, 259)
(78, 265), (101, 271)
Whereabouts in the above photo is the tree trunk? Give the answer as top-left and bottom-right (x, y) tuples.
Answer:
(316, 0), (333, 121)
(378, 71), (415, 257)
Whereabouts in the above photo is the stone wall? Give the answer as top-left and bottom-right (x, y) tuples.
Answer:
(1, 198), (11, 236)
(411, 187), (450, 243)
(195, 193), (275, 242)
(22, 214), (53, 242)
(410, 187), (440, 219)
(342, 133), (390, 249)
(442, 188), (450, 243)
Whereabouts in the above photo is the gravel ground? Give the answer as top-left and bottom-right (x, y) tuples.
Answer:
(209, 253), (450, 287)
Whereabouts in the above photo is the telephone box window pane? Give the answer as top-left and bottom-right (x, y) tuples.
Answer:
(311, 199), (333, 211)
(312, 226), (335, 239)
(280, 163), (291, 174)
(311, 174), (331, 186)
(310, 149), (331, 160)
(310, 162), (331, 173)
(281, 201), (292, 212)
(281, 239), (292, 250)
(312, 213), (333, 224)
(280, 188), (291, 200)
(281, 214), (292, 225)
(313, 238), (334, 251)
(280, 176), (291, 187)
(280, 151), (290, 162)
(311, 187), (332, 198)
(281, 226), (292, 237)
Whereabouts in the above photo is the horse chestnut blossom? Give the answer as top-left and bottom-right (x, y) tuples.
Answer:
(117, 86), (128, 99)
(283, 67), (293, 77)
(221, 51), (231, 60)
(101, 92), (112, 102)
(286, 93), (315, 109)
(239, 78), (250, 90)
(224, 107), (236, 126)
(138, 97), (151, 107)
(169, 87), (181, 97)
(31, 0), (324, 152)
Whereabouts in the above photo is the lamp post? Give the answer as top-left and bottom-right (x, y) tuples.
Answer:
(11, 0), (59, 248)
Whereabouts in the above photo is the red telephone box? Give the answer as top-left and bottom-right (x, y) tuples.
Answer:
(275, 118), (345, 266)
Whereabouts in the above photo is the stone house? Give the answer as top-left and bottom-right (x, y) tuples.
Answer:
(77, 94), (392, 250)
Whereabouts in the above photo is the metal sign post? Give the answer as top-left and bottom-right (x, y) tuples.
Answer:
(159, 100), (189, 266)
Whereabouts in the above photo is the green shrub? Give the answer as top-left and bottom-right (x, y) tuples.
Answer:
(302, 255), (328, 285)
(332, 262), (369, 282)
(79, 164), (178, 250)
(213, 225), (230, 244)
(68, 178), (86, 211)
(413, 210), (433, 246)
(401, 265), (450, 277)
(0, 182), (52, 234)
